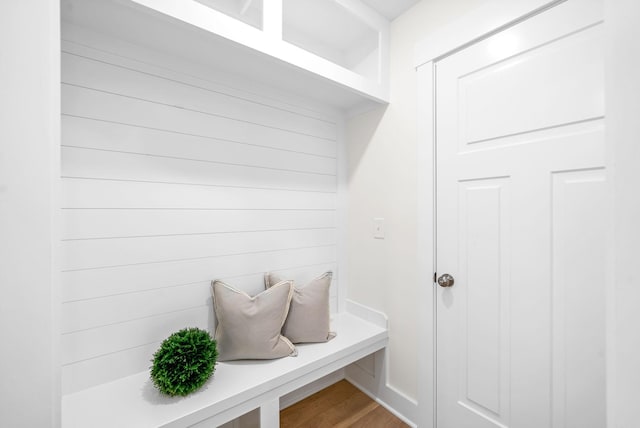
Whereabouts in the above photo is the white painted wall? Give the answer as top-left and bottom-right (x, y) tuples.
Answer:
(0, 2), (60, 427)
(350, 1), (640, 426)
(60, 26), (343, 394)
(346, 0), (485, 404)
(605, 0), (640, 426)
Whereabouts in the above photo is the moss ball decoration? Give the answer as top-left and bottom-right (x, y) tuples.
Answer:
(150, 327), (218, 396)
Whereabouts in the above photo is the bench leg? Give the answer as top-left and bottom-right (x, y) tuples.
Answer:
(259, 398), (280, 428)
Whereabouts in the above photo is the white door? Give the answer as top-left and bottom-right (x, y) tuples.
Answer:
(435, 1), (606, 427)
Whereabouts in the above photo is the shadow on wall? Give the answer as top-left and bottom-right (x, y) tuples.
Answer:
(346, 104), (389, 184)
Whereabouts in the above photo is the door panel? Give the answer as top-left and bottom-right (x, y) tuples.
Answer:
(435, 1), (605, 427)
(458, 178), (511, 424)
(459, 24), (604, 146)
(550, 169), (606, 428)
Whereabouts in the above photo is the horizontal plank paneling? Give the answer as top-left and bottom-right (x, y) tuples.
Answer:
(62, 146), (336, 192)
(62, 267), (338, 334)
(62, 281), (210, 334)
(62, 84), (336, 158)
(268, 265), (340, 286)
(62, 52), (337, 140)
(62, 115), (336, 175)
(61, 229), (337, 271)
(61, 35), (341, 394)
(60, 38), (340, 124)
(62, 246), (337, 302)
(62, 209), (337, 240)
(62, 306), (212, 364)
(218, 271), (339, 300)
(61, 341), (160, 395)
(62, 178), (336, 209)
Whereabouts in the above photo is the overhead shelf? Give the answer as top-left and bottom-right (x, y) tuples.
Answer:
(61, 0), (390, 111)
(194, 0), (264, 30)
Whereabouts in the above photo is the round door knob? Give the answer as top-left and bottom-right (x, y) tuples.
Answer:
(437, 273), (455, 288)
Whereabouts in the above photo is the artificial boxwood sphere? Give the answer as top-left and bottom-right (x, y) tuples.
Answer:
(150, 327), (218, 396)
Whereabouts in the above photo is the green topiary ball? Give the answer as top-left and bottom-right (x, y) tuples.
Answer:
(150, 327), (218, 396)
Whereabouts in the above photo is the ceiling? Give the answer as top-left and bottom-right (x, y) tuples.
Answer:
(360, 0), (421, 21)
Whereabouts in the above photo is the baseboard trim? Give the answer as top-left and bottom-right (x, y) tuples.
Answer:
(346, 373), (417, 428)
(345, 350), (418, 427)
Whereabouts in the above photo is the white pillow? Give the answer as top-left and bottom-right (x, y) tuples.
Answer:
(264, 272), (336, 344)
(211, 279), (297, 361)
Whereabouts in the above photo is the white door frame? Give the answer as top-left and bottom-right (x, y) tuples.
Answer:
(414, 1), (567, 427)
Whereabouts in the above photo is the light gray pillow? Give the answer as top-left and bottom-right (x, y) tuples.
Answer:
(211, 279), (297, 361)
(264, 271), (336, 344)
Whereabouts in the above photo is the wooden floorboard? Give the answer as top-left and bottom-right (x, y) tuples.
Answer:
(281, 380), (410, 428)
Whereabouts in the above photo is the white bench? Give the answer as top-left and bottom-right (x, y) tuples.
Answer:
(62, 308), (388, 428)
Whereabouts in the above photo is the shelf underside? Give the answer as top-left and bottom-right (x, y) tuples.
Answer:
(61, 0), (388, 112)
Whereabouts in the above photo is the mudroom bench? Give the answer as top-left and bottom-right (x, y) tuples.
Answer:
(62, 307), (388, 428)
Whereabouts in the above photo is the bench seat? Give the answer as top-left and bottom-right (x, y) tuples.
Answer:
(62, 311), (388, 428)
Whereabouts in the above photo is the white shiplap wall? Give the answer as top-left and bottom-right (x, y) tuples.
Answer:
(60, 31), (342, 395)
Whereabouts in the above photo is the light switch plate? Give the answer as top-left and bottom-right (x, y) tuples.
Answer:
(373, 218), (385, 239)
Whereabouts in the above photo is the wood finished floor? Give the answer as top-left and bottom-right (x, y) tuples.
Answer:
(280, 380), (410, 428)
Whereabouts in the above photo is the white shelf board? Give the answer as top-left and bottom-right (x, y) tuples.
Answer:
(61, 0), (389, 111)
